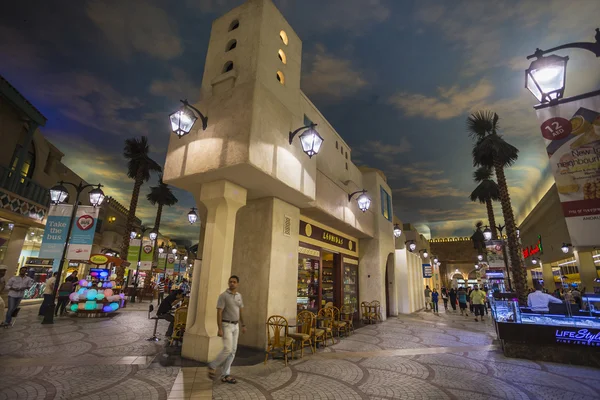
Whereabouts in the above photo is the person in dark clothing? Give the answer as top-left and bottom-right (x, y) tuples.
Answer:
(449, 288), (457, 312)
(156, 290), (184, 337)
(56, 281), (73, 316)
(441, 288), (449, 312)
(431, 289), (439, 315)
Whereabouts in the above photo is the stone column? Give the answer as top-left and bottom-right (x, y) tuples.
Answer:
(3, 224), (30, 277)
(541, 261), (555, 292)
(574, 251), (598, 294)
(182, 180), (247, 362)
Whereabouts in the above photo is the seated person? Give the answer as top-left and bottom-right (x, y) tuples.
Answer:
(156, 289), (184, 338)
(527, 283), (563, 312)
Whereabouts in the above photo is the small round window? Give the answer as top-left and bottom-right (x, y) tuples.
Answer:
(278, 49), (287, 64)
(279, 30), (288, 45)
(276, 71), (285, 85)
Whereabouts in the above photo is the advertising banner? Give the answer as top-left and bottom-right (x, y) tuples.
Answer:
(535, 94), (600, 247)
(485, 240), (507, 271)
(422, 263), (432, 278)
(157, 253), (166, 270)
(166, 254), (176, 272)
(66, 206), (99, 260)
(127, 239), (155, 270)
(39, 205), (71, 269)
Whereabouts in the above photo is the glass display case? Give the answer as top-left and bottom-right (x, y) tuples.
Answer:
(491, 293), (600, 328)
(297, 257), (319, 312)
(321, 258), (334, 307)
(343, 264), (358, 310)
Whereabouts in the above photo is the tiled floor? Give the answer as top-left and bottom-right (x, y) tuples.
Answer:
(1, 305), (600, 399)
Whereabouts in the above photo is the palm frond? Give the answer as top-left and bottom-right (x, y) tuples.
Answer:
(467, 110), (498, 140)
(470, 180), (500, 203)
(473, 166), (493, 182)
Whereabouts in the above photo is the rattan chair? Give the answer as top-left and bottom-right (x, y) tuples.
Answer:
(330, 306), (348, 337)
(289, 310), (314, 358)
(265, 315), (294, 366)
(312, 312), (326, 352)
(341, 305), (355, 334)
(169, 305), (188, 346)
(370, 300), (382, 322)
(361, 301), (375, 324)
(317, 308), (335, 346)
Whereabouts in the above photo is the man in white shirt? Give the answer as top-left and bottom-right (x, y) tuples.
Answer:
(2, 267), (34, 326)
(38, 272), (58, 316)
(527, 283), (563, 312)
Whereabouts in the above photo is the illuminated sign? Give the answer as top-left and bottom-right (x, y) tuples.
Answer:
(555, 329), (600, 346)
(89, 254), (109, 265)
(522, 235), (543, 259)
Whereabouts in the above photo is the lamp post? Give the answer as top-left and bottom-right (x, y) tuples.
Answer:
(483, 224), (513, 292)
(525, 29), (600, 104)
(348, 190), (371, 212)
(42, 181), (105, 324)
(419, 249), (429, 259)
(130, 225), (156, 303)
(187, 207), (198, 224)
(289, 123), (324, 158)
(169, 99), (208, 138)
(405, 240), (417, 252)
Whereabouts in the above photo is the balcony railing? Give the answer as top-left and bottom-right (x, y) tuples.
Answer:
(0, 164), (49, 207)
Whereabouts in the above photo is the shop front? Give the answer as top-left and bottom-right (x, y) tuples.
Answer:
(297, 217), (359, 320)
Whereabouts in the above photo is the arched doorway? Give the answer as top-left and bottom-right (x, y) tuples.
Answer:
(385, 253), (395, 317)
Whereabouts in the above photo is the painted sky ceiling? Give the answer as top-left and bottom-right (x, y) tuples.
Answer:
(1, 0), (599, 243)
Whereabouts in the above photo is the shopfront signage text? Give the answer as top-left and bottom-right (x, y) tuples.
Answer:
(555, 328), (600, 346)
(322, 232), (344, 246)
(89, 254), (109, 265)
(299, 220), (357, 253)
(522, 235), (543, 259)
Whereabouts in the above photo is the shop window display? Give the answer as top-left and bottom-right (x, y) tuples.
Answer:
(343, 263), (358, 312)
(297, 257), (319, 312)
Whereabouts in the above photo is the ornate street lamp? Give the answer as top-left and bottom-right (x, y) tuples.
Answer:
(420, 250), (429, 259)
(43, 181), (105, 324)
(149, 228), (158, 241)
(531, 257), (541, 265)
(406, 240), (417, 252)
(188, 207), (198, 224)
(169, 99), (208, 138)
(158, 245), (165, 254)
(525, 29), (600, 104)
(172, 247), (178, 255)
(348, 190), (370, 212)
(393, 224), (402, 238)
(477, 254), (484, 262)
(289, 123), (324, 158)
(130, 231), (137, 240)
(433, 257), (439, 264)
(561, 243), (572, 254)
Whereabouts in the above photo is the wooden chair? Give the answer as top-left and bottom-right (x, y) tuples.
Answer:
(317, 308), (335, 346)
(311, 311), (326, 352)
(330, 306), (348, 337)
(341, 305), (355, 334)
(169, 305), (188, 346)
(289, 310), (314, 358)
(265, 315), (294, 366)
(361, 301), (375, 324)
(370, 300), (382, 322)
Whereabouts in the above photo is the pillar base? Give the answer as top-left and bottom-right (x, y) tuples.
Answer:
(182, 330), (224, 363)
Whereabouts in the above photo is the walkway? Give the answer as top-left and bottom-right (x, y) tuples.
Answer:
(0, 305), (599, 399)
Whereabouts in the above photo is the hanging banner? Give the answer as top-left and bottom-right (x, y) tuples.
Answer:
(535, 93), (600, 247)
(66, 206), (99, 260)
(157, 253), (166, 270)
(486, 240), (507, 271)
(39, 205), (71, 269)
(166, 254), (176, 272)
(126, 239), (155, 270)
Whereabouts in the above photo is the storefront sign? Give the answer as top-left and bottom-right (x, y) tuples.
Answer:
(25, 257), (54, 266)
(498, 322), (600, 347)
(535, 94), (600, 247)
(89, 254), (109, 265)
(422, 263), (432, 278)
(299, 220), (357, 255)
(67, 206), (99, 261)
(522, 235), (543, 259)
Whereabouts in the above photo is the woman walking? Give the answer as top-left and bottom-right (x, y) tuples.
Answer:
(457, 287), (469, 316)
(431, 288), (439, 315)
(441, 287), (449, 312)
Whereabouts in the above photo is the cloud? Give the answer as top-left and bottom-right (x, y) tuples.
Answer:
(149, 68), (200, 102)
(302, 44), (368, 100)
(389, 79), (494, 120)
(360, 138), (412, 164)
(309, 0), (390, 34)
(86, 1), (182, 60)
(393, 168), (468, 198)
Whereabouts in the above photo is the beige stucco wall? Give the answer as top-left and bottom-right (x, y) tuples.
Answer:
(231, 197), (299, 349)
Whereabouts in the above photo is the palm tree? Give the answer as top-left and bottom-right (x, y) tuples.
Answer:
(147, 175), (178, 235)
(467, 111), (526, 304)
(470, 166), (500, 240)
(118, 136), (162, 283)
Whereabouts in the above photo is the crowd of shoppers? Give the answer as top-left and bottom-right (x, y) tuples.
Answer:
(424, 284), (490, 321)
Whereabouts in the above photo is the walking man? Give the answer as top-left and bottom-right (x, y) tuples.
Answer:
(208, 275), (246, 384)
(38, 272), (58, 316)
(424, 285), (432, 311)
(2, 267), (34, 326)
